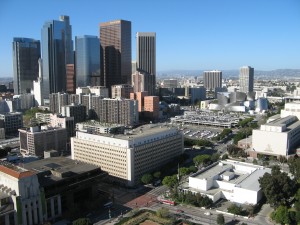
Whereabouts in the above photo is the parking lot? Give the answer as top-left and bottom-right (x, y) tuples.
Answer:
(181, 127), (220, 140)
(170, 111), (240, 128)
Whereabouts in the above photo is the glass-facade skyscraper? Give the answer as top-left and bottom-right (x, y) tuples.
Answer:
(41, 15), (73, 101)
(239, 66), (254, 93)
(12, 38), (40, 94)
(100, 20), (132, 93)
(75, 35), (100, 87)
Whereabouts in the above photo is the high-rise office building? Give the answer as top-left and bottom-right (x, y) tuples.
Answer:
(12, 38), (40, 94)
(203, 70), (222, 90)
(100, 20), (132, 91)
(239, 66), (254, 93)
(136, 32), (156, 75)
(41, 15), (73, 101)
(136, 32), (156, 96)
(75, 35), (100, 87)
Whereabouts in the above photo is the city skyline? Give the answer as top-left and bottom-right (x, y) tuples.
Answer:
(0, 0), (300, 77)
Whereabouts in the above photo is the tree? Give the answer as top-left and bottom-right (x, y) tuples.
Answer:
(211, 153), (220, 162)
(288, 156), (300, 181)
(259, 166), (296, 207)
(153, 171), (161, 179)
(162, 175), (177, 188)
(221, 154), (228, 160)
(179, 167), (190, 176)
(227, 204), (243, 215)
(271, 205), (291, 225)
(216, 214), (225, 225)
(141, 173), (153, 184)
(156, 207), (169, 218)
(193, 154), (211, 167)
(72, 218), (92, 225)
(188, 165), (197, 173)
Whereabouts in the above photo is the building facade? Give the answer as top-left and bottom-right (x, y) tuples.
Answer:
(75, 35), (100, 87)
(111, 84), (133, 99)
(12, 38), (40, 95)
(66, 64), (76, 94)
(132, 71), (155, 96)
(19, 126), (67, 156)
(41, 15), (73, 101)
(0, 113), (23, 134)
(71, 126), (183, 186)
(239, 66), (254, 93)
(61, 104), (86, 124)
(144, 96), (159, 120)
(181, 160), (271, 205)
(136, 32), (156, 95)
(100, 20), (132, 90)
(203, 70), (222, 91)
(0, 162), (43, 225)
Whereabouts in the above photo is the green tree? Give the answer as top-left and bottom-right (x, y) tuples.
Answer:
(211, 153), (220, 162)
(259, 166), (296, 207)
(288, 156), (300, 181)
(72, 218), (92, 225)
(162, 175), (178, 188)
(141, 173), (153, 184)
(227, 204), (243, 215)
(271, 205), (291, 225)
(216, 214), (225, 225)
(188, 165), (197, 173)
(179, 167), (190, 176)
(156, 207), (169, 218)
(193, 154), (211, 167)
(153, 171), (161, 179)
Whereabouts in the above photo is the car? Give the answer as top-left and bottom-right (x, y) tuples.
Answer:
(204, 212), (211, 216)
(176, 209), (184, 213)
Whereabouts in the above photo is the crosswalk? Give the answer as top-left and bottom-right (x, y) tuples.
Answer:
(147, 185), (169, 196)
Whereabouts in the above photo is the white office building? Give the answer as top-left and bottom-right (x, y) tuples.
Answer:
(181, 160), (271, 205)
(252, 102), (300, 157)
(71, 125), (183, 186)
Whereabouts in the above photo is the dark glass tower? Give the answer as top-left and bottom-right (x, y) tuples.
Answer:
(136, 32), (156, 95)
(41, 15), (73, 101)
(75, 35), (100, 87)
(100, 20), (132, 92)
(12, 38), (40, 94)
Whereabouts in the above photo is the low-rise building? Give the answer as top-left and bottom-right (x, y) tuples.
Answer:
(0, 158), (108, 225)
(0, 161), (43, 225)
(19, 126), (67, 157)
(181, 160), (271, 205)
(0, 112), (23, 134)
(71, 125), (183, 186)
(252, 115), (300, 157)
(76, 121), (125, 134)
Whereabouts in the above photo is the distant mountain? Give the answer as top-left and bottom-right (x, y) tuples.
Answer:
(157, 69), (300, 79)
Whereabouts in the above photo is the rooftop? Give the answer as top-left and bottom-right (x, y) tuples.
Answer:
(0, 161), (34, 179)
(23, 157), (103, 186)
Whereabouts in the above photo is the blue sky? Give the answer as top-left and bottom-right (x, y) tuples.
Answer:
(0, 0), (300, 77)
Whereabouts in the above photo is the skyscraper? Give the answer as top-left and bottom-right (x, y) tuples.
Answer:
(136, 32), (156, 95)
(203, 70), (222, 91)
(239, 66), (254, 93)
(100, 20), (132, 92)
(12, 38), (40, 94)
(75, 35), (100, 87)
(41, 15), (73, 101)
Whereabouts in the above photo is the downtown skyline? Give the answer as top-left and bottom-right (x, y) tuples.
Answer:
(0, 0), (300, 77)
